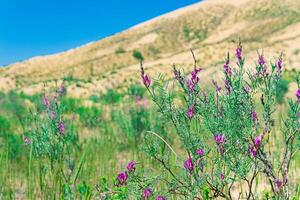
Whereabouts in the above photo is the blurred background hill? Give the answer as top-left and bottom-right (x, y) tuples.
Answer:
(0, 0), (300, 97)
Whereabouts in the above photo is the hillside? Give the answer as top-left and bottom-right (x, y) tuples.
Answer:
(1, 0), (300, 97)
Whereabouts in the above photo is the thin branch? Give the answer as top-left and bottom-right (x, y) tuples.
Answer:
(190, 49), (197, 70)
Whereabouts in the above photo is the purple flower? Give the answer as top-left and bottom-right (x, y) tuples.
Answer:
(187, 106), (194, 119)
(142, 75), (151, 88)
(117, 172), (128, 186)
(258, 54), (265, 66)
(276, 55), (283, 72)
(254, 134), (262, 148)
(187, 67), (201, 93)
(156, 196), (167, 200)
(224, 79), (231, 93)
(140, 64), (151, 88)
(183, 157), (194, 172)
(23, 137), (31, 145)
(43, 95), (50, 108)
(296, 89), (300, 103)
(236, 43), (243, 62)
(249, 145), (257, 157)
(213, 80), (222, 92)
(193, 67), (202, 74)
(57, 121), (65, 134)
(143, 188), (152, 199)
(256, 54), (268, 77)
(214, 134), (225, 145)
(224, 59), (232, 76)
(275, 179), (283, 190)
(251, 111), (258, 124)
(127, 161), (136, 172)
(196, 148), (204, 156)
(220, 173), (225, 181)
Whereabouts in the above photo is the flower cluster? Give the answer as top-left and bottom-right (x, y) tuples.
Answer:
(127, 161), (136, 172)
(187, 67), (201, 93)
(214, 134), (225, 155)
(251, 110), (258, 125)
(187, 105), (194, 119)
(224, 57), (232, 76)
(57, 121), (65, 134)
(140, 64), (151, 88)
(156, 195), (167, 200)
(116, 172), (128, 187)
(249, 134), (263, 157)
(214, 134), (225, 145)
(236, 42), (243, 63)
(296, 89), (300, 103)
(275, 54), (283, 74)
(196, 148), (204, 157)
(114, 161), (172, 199)
(257, 53), (268, 77)
(143, 188), (152, 199)
(183, 157), (194, 173)
(115, 161), (136, 187)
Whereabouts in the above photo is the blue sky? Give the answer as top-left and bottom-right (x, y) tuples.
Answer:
(0, 0), (200, 66)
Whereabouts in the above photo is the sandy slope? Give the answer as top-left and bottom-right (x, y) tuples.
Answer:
(0, 0), (299, 97)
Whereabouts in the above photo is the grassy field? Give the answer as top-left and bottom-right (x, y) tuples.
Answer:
(0, 68), (299, 199)
(0, 84), (176, 199)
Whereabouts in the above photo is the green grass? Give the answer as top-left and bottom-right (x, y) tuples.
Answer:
(0, 81), (298, 199)
(0, 86), (171, 198)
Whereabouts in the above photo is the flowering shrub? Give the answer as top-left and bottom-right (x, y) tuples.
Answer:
(24, 83), (79, 198)
(102, 43), (299, 199)
(25, 83), (78, 161)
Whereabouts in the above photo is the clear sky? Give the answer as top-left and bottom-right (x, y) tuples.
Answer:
(0, 0), (200, 66)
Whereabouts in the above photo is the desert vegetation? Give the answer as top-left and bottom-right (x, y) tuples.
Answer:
(0, 43), (299, 199)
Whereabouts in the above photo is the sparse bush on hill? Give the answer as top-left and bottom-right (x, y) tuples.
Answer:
(148, 46), (160, 57)
(133, 50), (144, 62)
(115, 47), (126, 54)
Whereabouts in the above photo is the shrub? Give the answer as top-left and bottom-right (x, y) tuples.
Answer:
(132, 50), (144, 62)
(102, 89), (122, 104)
(24, 84), (79, 197)
(115, 47), (126, 54)
(148, 46), (160, 57)
(103, 43), (299, 199)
